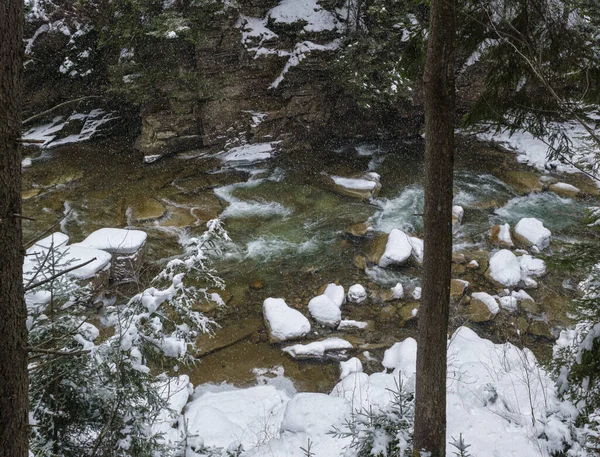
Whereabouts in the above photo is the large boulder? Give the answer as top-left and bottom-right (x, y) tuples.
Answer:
(80, 228), (147, 282)
(488, 249), (521, 287)
(308, 294), (342, 328)
(379, 229), (413, 268)
(467, 292), (500, 323)
(514, 218), (551, 250)
(263, 298), (311, 343)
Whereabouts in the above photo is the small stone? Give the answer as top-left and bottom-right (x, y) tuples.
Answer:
(351, 255), (366, 272)
(452, 253), (467, 264)
(345, 222), (372, 238)
(347, 284), (367, 304)
(450, 279), (469, 298)
(250, 279), (264, 290)
(398, 303), (419, 326)
(467, 260), (479, 270)
(380, 305), (397, 321)
(549, 182), (580, 198)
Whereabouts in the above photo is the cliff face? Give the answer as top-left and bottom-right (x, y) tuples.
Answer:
(23, 0), (372, 160)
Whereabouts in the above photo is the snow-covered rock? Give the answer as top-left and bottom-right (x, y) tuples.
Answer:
(80, 228), (147, 281)
(499, 295), (518, 312)
(322, 283), (345, 307)
(308, 294), (341, 328)
(347, 284), (367, 304)
(339, 357), (363, 380)
(452, 205), (464, 232)
(268, 0), (340, 33)
(391, 282), (404, 299)
(80, 228), (147, 254)
(263, 298), (311, 343)
(221, 143), (275, 164)
(283, 338), (352, 360)
(490, 223), (514, 247)
(408, 236), (423, 264)
(412, 287), (422, 300)
(514, 218), (551, 250)
(471, 292), (500, 315)
(518, 254), (547, 278)
(379, 229), (413, 268)
(337, 319), (369, 331)
(382, 338), (417, 376)
(330, 174), (381, 200)
(488, 249), (522, 287)
(57, 244), (112, 280)
(549, 182), (580, 198)
(185, 385), (290, 450)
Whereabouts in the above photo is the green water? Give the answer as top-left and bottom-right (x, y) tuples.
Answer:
(20, 136), (597, 390)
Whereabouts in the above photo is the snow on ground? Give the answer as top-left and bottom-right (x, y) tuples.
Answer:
(475, 119), (598, 177)
(514, 217), (552, 250)
(157, 326), (579, 457)
(263, 298), (311, 343)
(267, 0), (340, 33)
(23, 109), (116, 147)
(80, 228), (147, 254)
(220, 143), (276, 164)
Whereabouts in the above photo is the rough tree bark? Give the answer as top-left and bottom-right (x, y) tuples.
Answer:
(0, 0), (28, 457)
(413, 0), (456, 456)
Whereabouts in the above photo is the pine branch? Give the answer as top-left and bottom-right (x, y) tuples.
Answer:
(24, 257), (97, 291)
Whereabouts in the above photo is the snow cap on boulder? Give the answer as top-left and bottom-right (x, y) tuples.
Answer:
(263, 298), (311, 343)
(514, 217), (551, 250)
(308, 295), (342, 328)
(379, 229), (413, 268)
(488, 249), (521, 287)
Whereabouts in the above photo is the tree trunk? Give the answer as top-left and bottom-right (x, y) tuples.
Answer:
(0, 1), (28, 457)
(413, 0), (456, 456)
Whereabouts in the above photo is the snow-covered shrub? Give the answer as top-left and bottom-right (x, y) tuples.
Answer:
(553, 261), (600, 455)
(27, 220), (230, 457)
(330, 374), (414, 457)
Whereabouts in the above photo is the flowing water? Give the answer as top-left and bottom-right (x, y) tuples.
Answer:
(20, 135), (599, 391)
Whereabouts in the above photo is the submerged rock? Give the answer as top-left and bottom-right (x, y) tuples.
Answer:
(128, 198), (167, 223)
